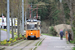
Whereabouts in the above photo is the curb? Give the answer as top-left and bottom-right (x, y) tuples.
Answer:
(32, 37), (45, 50)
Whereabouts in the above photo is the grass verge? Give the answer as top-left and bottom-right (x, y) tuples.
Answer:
(0, 47), (5, 50)
(35, 41), (40, 46)
(1, 29), (7, 31)
(34, 47), (37, 50)
(32, 38), (45, 50)
(1, 29), (17, 36)
(70, 40), (75, 44)
(41, 33), (52, 36)
(63, 36), (66, 38)
(73, 47), (75, 50)
(42, 33), (66, 39)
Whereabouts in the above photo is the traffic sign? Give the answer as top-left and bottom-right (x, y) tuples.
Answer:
(2, 16), (4, 18)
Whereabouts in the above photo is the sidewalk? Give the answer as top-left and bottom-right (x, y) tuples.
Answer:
(36, 35), (74, 50)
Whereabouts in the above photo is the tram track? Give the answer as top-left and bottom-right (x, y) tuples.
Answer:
(5, 36), (44, 50)
(9, 40), (35, 50)
(10, 40), (28, 50)
(20, 40), (35, 50)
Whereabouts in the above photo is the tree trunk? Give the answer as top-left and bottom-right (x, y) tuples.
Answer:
(11, 0), (14, 39)
(17, 0), (21, 37)
(69, 0), (74, 40)
(66, 0), (74, 40)
(59, 0), (66, 24)
(20, 20), (22, 34)
(14, 18), (16, 33)
(17, 17), (20, 37)
(11, 16), (14, 38)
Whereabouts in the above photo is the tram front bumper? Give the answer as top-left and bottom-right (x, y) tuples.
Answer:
(28, 36), (36, 38)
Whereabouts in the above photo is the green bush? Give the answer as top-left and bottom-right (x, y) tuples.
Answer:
(72, 27), (75, 34)
(70, 40), (75, 44)
(50, 26), (57, 36)
(72, 27), (75, 43)
(73, 47), (75, 50)
(73, 20), (75, 27)
(63, 29), (66, 35)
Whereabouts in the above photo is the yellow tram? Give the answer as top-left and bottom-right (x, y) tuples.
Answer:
(26, 19), (41, 39)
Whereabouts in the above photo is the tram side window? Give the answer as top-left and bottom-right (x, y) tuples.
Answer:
(35, 24), (37, 27)
(34, 24), (37, 29)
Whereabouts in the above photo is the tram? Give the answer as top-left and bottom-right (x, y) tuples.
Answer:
(26, 18), (41, 39)
(25, 3), (41, 39)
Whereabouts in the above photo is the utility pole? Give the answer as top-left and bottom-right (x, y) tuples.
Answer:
(29, 3), (32, 18)
(7, 0), (10, 41)
(0, 26), (1, 41)
(60, 0), (62, 3)
(22, 0), (24, 36)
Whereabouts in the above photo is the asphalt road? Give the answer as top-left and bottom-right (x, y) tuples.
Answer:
(36, 35), (74, 50)
(1, 30), (12, 41)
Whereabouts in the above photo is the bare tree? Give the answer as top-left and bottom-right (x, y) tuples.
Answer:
(10, 0), (14, 39)
(66, 0), (74, 40)
(17, 0), (22, 37)
(59, 0), (66, 24)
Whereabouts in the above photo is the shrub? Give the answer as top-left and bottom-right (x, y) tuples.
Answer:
(0, 34), (26, 46)
(63, 29), (66, 35)
(0, 40), (7, 45)
(0, 38), (17, 45)
(72, 27), (75, 34)
(70, 40), (74, 44)
(50, 26), (57, 36)
(73, 47), (75, 50)
(72, 27), (75, 43)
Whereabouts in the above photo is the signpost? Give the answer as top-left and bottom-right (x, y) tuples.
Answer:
(2, 15), (4, 29)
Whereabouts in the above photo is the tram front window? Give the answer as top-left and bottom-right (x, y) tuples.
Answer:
(27, 24), (37, 30)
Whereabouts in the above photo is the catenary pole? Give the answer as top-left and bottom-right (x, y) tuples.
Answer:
(22, 0), (24, 36)
(0, 26), (1, 41)
(7, 0), (10, 41)
(60, 0), (62, 3)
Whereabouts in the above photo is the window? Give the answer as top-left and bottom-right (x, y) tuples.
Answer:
(27, 24), (37, 30)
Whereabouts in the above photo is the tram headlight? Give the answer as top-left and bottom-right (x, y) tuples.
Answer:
(31, 33), (33, 34)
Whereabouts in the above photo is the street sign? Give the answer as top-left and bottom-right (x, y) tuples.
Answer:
(2, 16), (4, 18)
(2, 16), (5, 29)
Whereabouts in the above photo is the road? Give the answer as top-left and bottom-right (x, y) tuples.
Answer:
(1, 30), (12, 41)
(36, 35), (74, 50)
